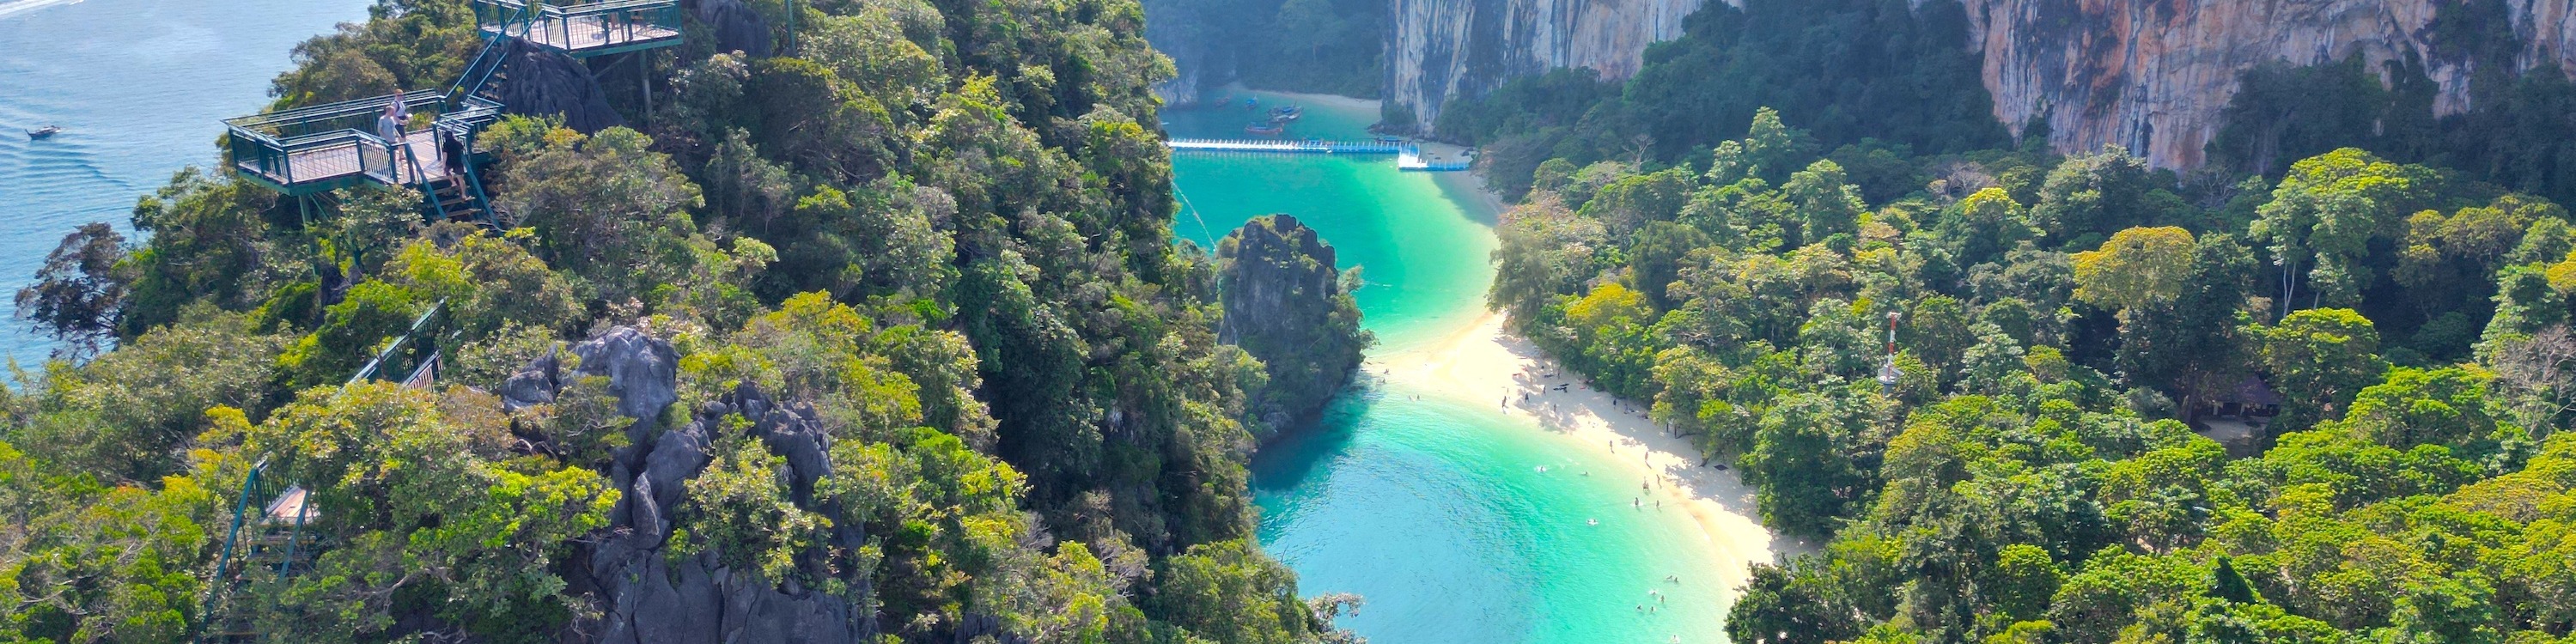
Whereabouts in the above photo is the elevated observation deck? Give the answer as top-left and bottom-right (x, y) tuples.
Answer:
(224, 91), (503, 196)
(473, 0), (682, 58)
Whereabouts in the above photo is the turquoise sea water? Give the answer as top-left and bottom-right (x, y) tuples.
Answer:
(1170, 91), (1737, 642)
(0, 0), (368, 362)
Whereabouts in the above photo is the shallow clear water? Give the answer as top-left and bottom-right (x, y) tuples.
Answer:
(1170, 91), (1734, 643)
(0, 0), (368, 362)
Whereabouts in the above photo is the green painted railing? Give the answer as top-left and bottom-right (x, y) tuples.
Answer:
(348, 299), (449, 387)
(223, 91), (440, 191)
(223, 91), (503, 195)
(472, 0), (683, 57)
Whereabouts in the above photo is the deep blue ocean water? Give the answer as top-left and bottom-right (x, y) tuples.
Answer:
(0, 0), (369, 363)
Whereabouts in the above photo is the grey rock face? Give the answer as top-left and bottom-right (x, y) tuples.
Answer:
(1391, 0), (1716, 129)
(1219, 215), (1370, 440)
(1959, 0), (2576, 169)
(508, 327), (876, 643)
(494, 39), (625, 134)
(687, 0), (774, 58)
(570, 326), (680, 422)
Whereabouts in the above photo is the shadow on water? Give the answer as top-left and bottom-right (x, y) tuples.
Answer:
(1248, 377), (1384, 495)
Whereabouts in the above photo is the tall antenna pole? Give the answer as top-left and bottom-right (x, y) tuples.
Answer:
(1877, 312), (1903, 393)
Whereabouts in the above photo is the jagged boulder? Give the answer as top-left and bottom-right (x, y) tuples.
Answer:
(686, 0), (773, 58)
(504, 327), (876, 643)
(493, 39), (624, 133)
(570, 326), (679, 421)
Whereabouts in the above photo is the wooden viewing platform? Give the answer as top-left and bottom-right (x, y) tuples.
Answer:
(225, 91), (467, 196)
(1166, 138), (1402, 155)
(234, 128), (455, 192)
(473, 0), (681, 58)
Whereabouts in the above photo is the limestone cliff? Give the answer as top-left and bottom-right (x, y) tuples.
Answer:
(1382, 0), (2576, 169)
(1218, 215), (1371, 440)
(1960, 0), (2576, 169)
(1389, 0), (1722, 126)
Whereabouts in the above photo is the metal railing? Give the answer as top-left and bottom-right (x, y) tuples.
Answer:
(348, 299), (448, 386)
(473, 0), (683, 56)
(222, 90), (515, 193)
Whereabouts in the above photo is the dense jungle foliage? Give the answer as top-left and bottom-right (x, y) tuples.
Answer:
(0, 0), (1365, 641)
(1140, 0), (1384, 99)
(1446, 2), (2576, 640)
(2208, 0), (2576, 210)
(1430, 0), (2010, 202)
(1486, 109), (2576, 642)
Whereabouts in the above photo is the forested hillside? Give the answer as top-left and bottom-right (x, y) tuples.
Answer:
(1487, 103), (2576, 641)
(0, 0), (1363, 641)
(1142, 0), (1383, 100)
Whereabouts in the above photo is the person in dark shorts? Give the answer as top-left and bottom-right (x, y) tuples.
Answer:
(441, 130), (467, 179)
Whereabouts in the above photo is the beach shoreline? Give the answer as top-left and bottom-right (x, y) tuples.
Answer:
(1198, 85), (1381, 112)
(1374, 312), (1811, 601)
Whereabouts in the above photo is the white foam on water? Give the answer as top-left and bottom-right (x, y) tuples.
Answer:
(0, 0), (88, 20)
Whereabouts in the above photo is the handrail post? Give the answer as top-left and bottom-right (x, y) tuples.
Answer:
(197, 462), (263, 643)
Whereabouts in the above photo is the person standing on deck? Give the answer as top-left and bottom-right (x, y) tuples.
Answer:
(391, 93), (411, 134)
(442, 129), (467, 179)
(377, 102), (403, 145)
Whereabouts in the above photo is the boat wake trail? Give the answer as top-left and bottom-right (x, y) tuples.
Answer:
(0, 0), (86, 19)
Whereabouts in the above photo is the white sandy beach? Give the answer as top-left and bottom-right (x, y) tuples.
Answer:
(1377, 312), (1812, 596)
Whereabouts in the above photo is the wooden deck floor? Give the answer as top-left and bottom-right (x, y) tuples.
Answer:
(485, 16), (679, 54)
(236, 130), (450, 189)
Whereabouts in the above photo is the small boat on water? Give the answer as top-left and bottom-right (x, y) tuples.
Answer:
(26, 125), (61, 140)
(1268, 106), (1303, 123)
(1244, 122), (1285, 137)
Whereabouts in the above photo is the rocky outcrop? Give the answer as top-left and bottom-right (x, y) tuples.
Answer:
(1388, 0), (1722, 126)
(515, 327), (876, 643)
(685, 0), (774, 58)
(1219, 216), (1371, 440)
(1959, 0), (2576, 169)
(493, 39), (624, 134)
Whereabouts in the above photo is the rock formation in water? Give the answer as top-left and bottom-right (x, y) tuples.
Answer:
(1388, 0), (1720, 126)
(505, 327), (878, 643)
(1219, 215), (1371, 440)
(1383, 0), (2576, 168)
(1960, 0), (2576, 169)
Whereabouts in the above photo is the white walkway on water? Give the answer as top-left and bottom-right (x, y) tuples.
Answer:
(1166, 137), (1471, 171)
(1166, 137), (1401, 154)
(1398, 146), (1471, 172)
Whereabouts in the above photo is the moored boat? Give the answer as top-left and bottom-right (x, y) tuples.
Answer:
(1244, 122), (1285, 137)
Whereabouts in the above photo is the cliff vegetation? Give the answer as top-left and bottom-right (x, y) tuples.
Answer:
(1488, 102), (2576, 642)
(1143, 0), (1385, 100)
(0, 0), (1367, 641)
